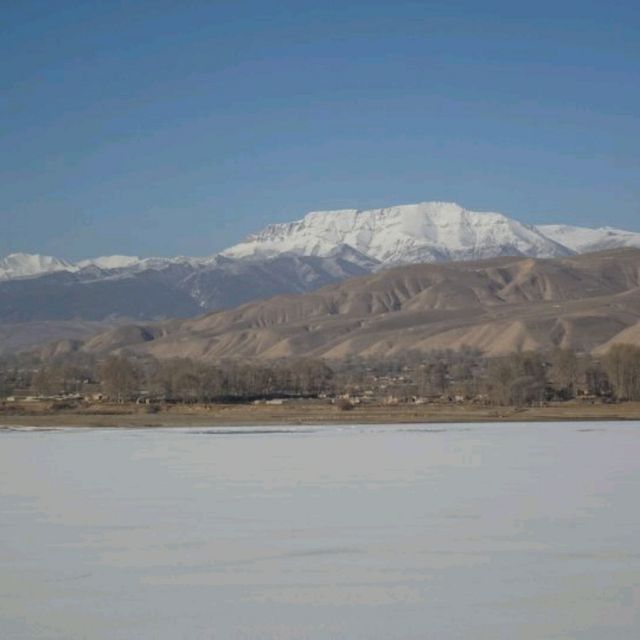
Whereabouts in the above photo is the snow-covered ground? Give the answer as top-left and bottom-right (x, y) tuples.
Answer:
(3, 423), (640, 639)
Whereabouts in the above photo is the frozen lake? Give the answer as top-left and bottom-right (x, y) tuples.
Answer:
(1, 422), (640, 639)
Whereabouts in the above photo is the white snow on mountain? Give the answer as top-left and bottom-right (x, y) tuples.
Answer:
(0, 253), (74, 280)
(0, 253), (196, 281)
(3, 202), (639, 284)
(537, 224), (640, 254)
(77, 255), (142, 270)
(222, 202), (573, 265)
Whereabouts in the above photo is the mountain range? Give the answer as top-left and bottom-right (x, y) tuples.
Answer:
(36, 248), (640, 360)
(3, 201), (640, 354)
(4, 202), (640, 284)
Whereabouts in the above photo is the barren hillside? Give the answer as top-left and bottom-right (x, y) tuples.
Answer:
(47, 249), (640, 360)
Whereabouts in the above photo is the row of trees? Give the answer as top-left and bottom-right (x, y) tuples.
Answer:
(605, 344), (640, 401)
(2, 344), (640, 406)
(486, 346), (640, 405)
(13, 355), (335, 403)
(331, 345), (640, 406)
(100, 356), (334, 403)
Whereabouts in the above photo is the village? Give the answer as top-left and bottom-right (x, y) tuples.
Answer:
(1, 345), (633, 428)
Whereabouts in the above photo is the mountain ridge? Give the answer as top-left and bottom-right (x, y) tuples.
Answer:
(4, 202), (640, 334)
(222, 202), (574, 265)
(5, 201), (640, 282)
(46, 248), (640, 360)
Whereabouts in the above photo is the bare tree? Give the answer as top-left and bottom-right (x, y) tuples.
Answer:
(549, 348), (579, 399)
(487, 352), (547, 406)
(582, 359), (610, 397)
(605, 344), (640, 401)
(100, 356), (140, 403)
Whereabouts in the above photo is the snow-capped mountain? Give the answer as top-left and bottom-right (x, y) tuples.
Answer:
(537, 224), (640, 254)
(222, 202), (573, 265)
(3, 201), (640, 329)
(0, 252), (373, 323)
(0, 253), (205, 281)
(76, 255), (143, 271)
(0, 253), (146, 281)
(7, 202), (639, 284)
(0, 253), (74, 280)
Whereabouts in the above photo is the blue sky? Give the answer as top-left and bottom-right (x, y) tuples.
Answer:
(2, 0), (639, 259)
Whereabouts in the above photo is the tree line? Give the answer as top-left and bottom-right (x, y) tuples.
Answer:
(326, 345), (640, 406)
(0, 355), (334, 404)
(2, 344), (640, 406)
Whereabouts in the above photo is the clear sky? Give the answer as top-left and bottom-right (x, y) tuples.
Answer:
(2, 0), (639, 260)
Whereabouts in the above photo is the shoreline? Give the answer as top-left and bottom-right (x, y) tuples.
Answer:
(1, 400), (639, 428)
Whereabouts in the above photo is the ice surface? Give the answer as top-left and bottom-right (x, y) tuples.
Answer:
(2, 422), (640, 639)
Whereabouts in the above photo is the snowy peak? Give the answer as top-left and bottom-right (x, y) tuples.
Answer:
(0, 253), (74, 280)
(0, 253), (150, 281)
(537, 224), (640, 254)
(77, 255), (142, 270)
(4, 203), (639, 285)
(223, 201), (573, 265)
